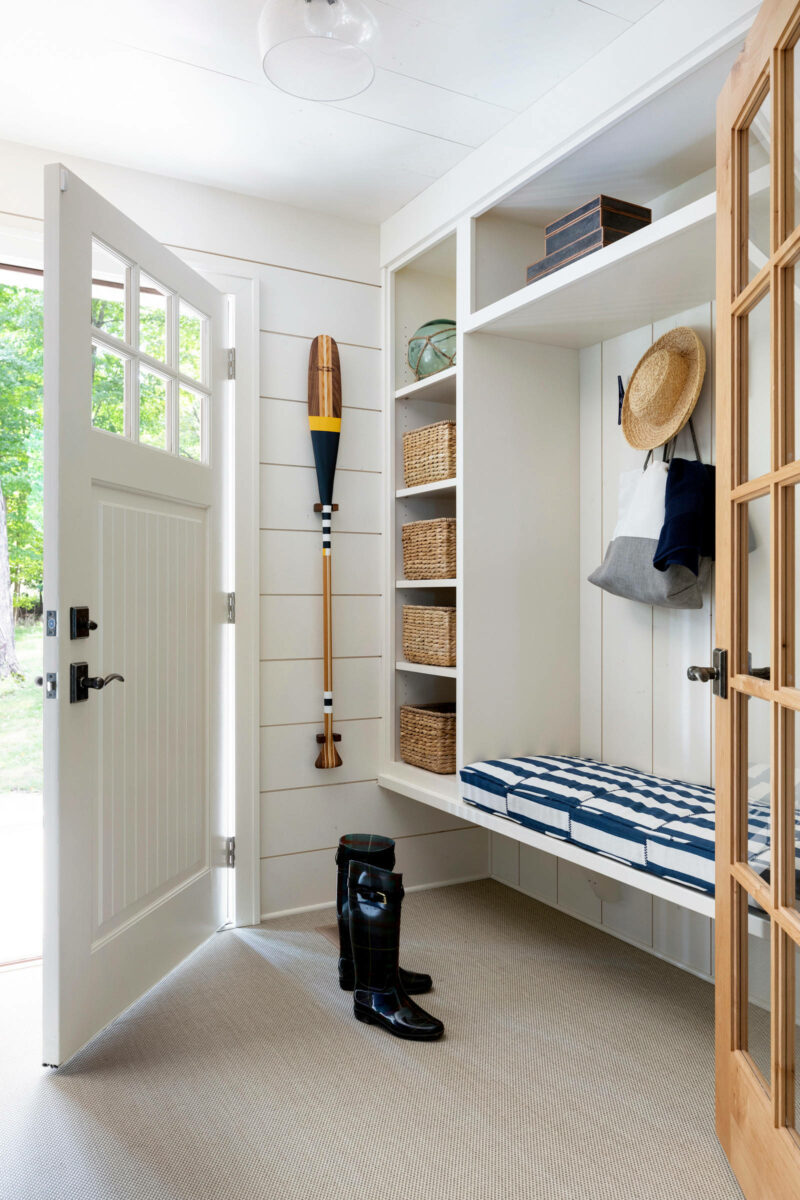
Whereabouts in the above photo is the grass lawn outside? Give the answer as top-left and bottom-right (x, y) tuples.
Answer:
(0, 620), (43, 793)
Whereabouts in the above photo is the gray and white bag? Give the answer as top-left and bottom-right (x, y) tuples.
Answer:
(588, 459), (709, 609)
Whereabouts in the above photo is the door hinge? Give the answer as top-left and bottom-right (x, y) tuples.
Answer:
(225, 836), (236, 868)
(226, 592), (236, 624)
(226, 348), (236, 380)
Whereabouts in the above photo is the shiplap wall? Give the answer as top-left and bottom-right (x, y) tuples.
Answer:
(0, 137), (487, 921)
(490, 302), (718, 980)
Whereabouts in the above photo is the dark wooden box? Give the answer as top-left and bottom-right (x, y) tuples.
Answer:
(526, 226), (631, 285)
(526, 194), (652, 286)
(545, 195), (651, 254)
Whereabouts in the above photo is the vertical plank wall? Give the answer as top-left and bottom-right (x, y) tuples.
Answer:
(491, 303), (717, 979)
(0, 137), (487, 922)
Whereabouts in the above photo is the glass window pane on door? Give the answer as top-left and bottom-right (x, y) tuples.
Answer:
(744, 290), (771, 481)
(139, 274), (169, 365)
(139, 367), (168, 451)
(747, 87), (771, 284)
(91, 239), (127, 342)
(179, 300), (207, 384)
(794, 940), (800, 1133)
(91, 343), (126, 436)
(744, 889), (772, 1089)
(743, 695), (772, 883)
(744, 493), (771, 677)
(179, 387), (204, 463)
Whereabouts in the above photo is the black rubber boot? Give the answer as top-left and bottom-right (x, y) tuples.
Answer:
(348, 861), (444, 1042)
(336, 833), (432, 994)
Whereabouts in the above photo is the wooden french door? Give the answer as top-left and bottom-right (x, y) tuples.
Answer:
(717, 2), (800, 1196)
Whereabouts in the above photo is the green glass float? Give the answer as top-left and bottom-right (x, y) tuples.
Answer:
(407, 319), (456, 381)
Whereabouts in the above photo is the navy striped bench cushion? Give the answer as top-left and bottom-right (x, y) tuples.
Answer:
(460, 755), (716, 892)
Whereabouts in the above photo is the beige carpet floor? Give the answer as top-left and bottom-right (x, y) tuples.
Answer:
(0, 880), (742, 1200)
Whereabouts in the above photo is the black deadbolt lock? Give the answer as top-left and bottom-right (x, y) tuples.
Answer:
(70, 606), (98, 640)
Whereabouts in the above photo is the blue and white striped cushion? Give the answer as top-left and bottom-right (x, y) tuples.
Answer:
(459, 757), (553, 816)
(505, 756), (628, 838)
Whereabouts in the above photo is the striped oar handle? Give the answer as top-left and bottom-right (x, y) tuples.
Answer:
(314, 502), (342, 769)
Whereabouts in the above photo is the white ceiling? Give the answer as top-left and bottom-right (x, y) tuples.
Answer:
(0, 0), (666, 225)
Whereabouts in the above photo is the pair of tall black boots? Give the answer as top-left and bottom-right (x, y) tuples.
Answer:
(336, 833), (444, 1041)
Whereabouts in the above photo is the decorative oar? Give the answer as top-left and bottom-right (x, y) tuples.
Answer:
(308, 334), (343, 769)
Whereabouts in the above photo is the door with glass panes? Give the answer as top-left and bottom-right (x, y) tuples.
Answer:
(716, 2), (800, 1195)
(42, 165), (230, 1067)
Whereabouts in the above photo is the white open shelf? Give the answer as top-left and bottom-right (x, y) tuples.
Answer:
(465, 192), (716, 349)
(394, 365), (457, 404)
(396, 578), (457, 588)
(396, 659), (457, 679)
(396, 478), (456, 500)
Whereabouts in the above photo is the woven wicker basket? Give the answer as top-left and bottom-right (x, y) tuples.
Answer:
(401, 518), (456, 580)
(403, 421), (456, 489)
(399, 702), (456, 774)
(402, 605), (456, 667)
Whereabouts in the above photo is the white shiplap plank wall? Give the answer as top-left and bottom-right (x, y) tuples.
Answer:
(0, 138), (486, 920)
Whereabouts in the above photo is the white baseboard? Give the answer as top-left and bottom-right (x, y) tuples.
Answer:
(258, 872), (489, 923)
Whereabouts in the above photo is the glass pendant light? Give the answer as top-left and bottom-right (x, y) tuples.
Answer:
(258, 0), (377, 102)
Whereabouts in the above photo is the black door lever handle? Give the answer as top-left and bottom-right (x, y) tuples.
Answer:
(70, 662), (125, 702)
(85, 673), (125, 690)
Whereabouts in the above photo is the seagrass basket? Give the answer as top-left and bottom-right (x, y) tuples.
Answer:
(401, 518), (456, 580)
(399, 702), (456, 774)
(403, 421), (456, 489)
(402, 605), (456, 667)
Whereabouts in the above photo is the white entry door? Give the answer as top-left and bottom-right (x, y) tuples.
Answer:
(42, 165), (231, 1066)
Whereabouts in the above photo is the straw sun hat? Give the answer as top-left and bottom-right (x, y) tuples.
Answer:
(621, 326), (706, 451)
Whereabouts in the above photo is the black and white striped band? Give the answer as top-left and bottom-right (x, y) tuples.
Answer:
(323, 691), (333, 712)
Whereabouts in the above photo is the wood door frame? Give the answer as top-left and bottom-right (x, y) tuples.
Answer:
(716, 1), (800, 1194)
(0, 220), (262, 932)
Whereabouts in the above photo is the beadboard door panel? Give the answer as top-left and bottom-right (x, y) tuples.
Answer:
(260, 463), (382, 533)
(261, 718), (381, 792)
(260, 530), (382, 596)
(260, 656), (381, 727)
(260, 595), (382, 660)
(260, 332), (381, 411)
(258, 264), (380, 350)
(260, 780), (471, 859)
(260, 397), (382, 473)
(578, 343), (603, 758)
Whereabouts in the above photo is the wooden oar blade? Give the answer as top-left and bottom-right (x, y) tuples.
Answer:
(308, 334), (342, 506)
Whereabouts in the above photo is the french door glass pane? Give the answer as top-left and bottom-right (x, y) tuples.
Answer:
(794, 714), (800, 912)
(748, 88), (771, 284)
(745, 493), (771, 675)
(744, 695), (772, 881)
(91, 343), (126, 436)
(745, 290), (771, 481)
(91, 239), (127, 341)
(745, 890), (772, 1088)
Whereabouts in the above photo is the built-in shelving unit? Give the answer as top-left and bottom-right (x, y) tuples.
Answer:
(380, 51), (726, 883)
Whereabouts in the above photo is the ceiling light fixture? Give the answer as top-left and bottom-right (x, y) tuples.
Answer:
(258, 0), (377, 102)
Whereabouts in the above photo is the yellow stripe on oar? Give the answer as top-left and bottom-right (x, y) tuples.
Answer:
(308, 416), (342, 432)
